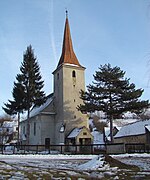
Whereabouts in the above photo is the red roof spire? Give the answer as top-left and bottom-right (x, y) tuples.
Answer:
(57, 11), (81, 67)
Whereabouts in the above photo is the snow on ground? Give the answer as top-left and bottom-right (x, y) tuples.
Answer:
(112, 153), (150, 171)
(0, 154), (96, 161)
(112, 153), (150, 158)
(77, 155), (105, 170)
(0, 153), (150, 179)
(0, 154), (106, 179)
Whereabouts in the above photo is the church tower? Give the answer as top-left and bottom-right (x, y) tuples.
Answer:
(53, 12), (88, 144)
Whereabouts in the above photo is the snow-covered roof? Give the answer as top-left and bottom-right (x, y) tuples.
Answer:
(29, 94), (54, 118)
(145, 125), (150, 132)
(91, 131), (104, 144)
(104, 126), (121, 137)
(3, 120), (17, 127)
(114, 119), (150, 138)
(67, 127), (83, 138)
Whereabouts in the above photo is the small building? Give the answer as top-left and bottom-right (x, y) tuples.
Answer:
(67, 127), (93, 145)
(0, 120), (17, 144)
(66, 127), (93, 153)
(114, 119), (150, 144)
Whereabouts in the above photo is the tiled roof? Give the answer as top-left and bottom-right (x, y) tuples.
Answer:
(57, 16), (81, 68)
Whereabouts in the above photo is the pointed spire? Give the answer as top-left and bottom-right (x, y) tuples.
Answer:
(66, 9), (68, 18)
(57, 11), (81, 68)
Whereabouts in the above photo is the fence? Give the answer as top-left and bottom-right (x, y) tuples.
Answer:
(0, 144), (106, 155)
(106, 143), (150, 154)
(125, 143), (150, 153)
(1, 143), (150, 155)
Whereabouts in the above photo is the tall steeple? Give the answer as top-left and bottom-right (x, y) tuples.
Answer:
(57, 11), (81, 68)
(53, 11), (88, 145)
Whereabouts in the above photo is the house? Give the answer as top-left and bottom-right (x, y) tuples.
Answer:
(114, 119), (150, 144)
(20, 12), (93, 146)
(67, 127), (93, 145)
(0, 120), (18, 144)
(66, 127), (93, 153)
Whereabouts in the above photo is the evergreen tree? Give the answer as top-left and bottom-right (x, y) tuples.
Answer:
(17, 45), (47, 144)
(3, 82), (25, 114)
(3, 82), (25, 143)
(78, 64), (149, 142)
(3, 45), (47, 144)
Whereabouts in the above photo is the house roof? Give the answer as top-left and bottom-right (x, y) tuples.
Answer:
(114, 119), (150, 138)
(104, 126), (121, 138)
(29, 93), (54, 118)
(145, 125), (150, 132)
(57, 12), (82, 68)
(67, 127), (83, 138)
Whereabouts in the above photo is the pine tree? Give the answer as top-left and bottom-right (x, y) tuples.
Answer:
(3, 82), (25, 143)
(17, 45), (47, 144)
(78, 64), (149, 142)
(3, 45), (47, 144)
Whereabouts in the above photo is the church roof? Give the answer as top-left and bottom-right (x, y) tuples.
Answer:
(29, 93), (55, 118)
(57, 11), (81, 68)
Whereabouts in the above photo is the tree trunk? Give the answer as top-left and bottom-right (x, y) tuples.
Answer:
(109, 115), (114, 143)
(17, 113), (20, 144)
(26, 109), (30, 145)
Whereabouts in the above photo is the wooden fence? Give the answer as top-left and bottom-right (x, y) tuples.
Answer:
(0, 144), (106, 155)
(0, 143), (150, 155)
(125, 143), (150, 153)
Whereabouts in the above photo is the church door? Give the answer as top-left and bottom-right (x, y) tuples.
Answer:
(45, 138), (50, 149)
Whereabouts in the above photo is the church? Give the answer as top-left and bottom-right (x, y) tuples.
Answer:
(20, 12), (93, 146)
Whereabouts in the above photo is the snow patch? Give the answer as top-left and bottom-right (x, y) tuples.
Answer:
(78, 155), (105, 170)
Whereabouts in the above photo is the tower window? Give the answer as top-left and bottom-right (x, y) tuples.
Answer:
(72, 70), (76, 78)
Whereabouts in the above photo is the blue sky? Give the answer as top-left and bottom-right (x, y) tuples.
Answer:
(0, 0), (150, 116)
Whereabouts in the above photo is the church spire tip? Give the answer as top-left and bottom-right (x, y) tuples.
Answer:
(57, 10), (82, 68)
(65, 9), (68, 18)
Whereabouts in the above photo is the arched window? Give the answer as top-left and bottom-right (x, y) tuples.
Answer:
(72, 70), (76, 78)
